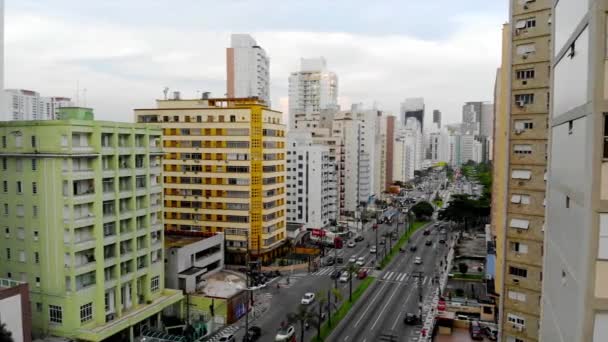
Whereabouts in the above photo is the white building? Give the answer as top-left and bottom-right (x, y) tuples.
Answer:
(1, 89), (72, 121)
(460, 134), (475, 164)
(288, 57), (338, 129)
(226, 34), (270, 106)
(448, 134), (461, 167)
(472, 139), (483, 164)
(286, 131), (336, 228)
(400, 97), (425, 131)
(393, 117), (423, 182)
(428, 130), (449, 163)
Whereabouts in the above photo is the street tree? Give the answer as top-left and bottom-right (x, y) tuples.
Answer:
(410, 201), (434, 220)
(459, 262), (469, 274)
(345, 263), (360, 302)
(316, 291), (328, 340)
(287, 304), (316, 342)
(327, 287), (343, 327)
(0, 321), (13, 342)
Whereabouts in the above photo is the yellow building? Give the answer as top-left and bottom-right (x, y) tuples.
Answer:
(498, 0), (552, 341)
(135, 96), (286, 263)
(492, 23), (510, 300)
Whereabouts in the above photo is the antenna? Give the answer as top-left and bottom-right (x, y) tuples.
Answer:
(76, 81), (80, 106)
(163, 87), (169, 100)
(83, 88), (87, 107)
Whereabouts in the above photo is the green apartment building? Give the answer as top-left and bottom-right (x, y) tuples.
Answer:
(0, 107), (183, 341)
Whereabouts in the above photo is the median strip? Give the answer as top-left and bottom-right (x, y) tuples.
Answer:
(379, 220), (429, 269)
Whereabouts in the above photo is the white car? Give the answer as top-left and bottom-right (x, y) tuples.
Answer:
(339, 271), (350, 283)
(218, 334), (235, 342)
(356, 257), (365, 266)
(301, 292), (315, 305)
(370, 246), (377, 254)
(349, 256), (357, 263)
(347, 241), (356, 248)
(275, 325), (295, 341)
(414, 256), (422, 265)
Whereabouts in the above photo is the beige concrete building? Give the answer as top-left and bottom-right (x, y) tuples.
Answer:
(540, 0), (608, 341)
(498, 0), (551, 341)
(135, 96), (286, 263)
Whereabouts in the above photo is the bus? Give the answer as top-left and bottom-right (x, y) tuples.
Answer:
(308, 228), (343, 248)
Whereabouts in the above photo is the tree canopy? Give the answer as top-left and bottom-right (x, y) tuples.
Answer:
(438, 194), (490, 229)
(411, 201), (434, 219)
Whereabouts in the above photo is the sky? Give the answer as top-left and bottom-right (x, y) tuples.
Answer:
(4, 0), (508, 125)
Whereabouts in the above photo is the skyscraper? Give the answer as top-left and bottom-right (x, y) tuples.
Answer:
(288, 57), (338, 130)
(497, 0), (551, 340)
(540, 1), (608, 341)
(462, 101), (482, 135)
(432, 109), (441, 128)
(2, 89), (72, 121)
(400, 97), (424, 131)
(226, 34), (270, 106)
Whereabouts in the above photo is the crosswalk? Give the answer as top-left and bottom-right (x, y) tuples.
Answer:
(311, 267), (339, 276)
(379, 271), (431, 285)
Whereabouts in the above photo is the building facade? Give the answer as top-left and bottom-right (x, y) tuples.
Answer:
(2, 89), (72, 121)
(286, 131), (336, 228)
(288, 57), (338, 130)
(540, 1), (608, 341)
(0, 108), (183, 341)
(0, 278), (31, 342)
(135, 96), (287, 263)
(393, 117), (423, 182)
(433, 109), (442, 129)
(400, 97), (425, 131)
(226, 34), (270, 106)
(498, 0), (551, 341)
(385, 115), (396, 188)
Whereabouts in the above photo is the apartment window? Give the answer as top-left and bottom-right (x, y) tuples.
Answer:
(516, 43), (536, 57)
(80, 303), (93, 323)
(49, 305), (63, 324)
(1, 136), (5, 148)
(515, 68), (535, 80)
(14, 135), (22, 148)
(34, 231), (38, 241)
(35, 252), (39, 264)
(18, 250), (25, 262)
(230, 115), (236, 122)
(32, 182), (38, 194)
(1, 158), (6, 170)
(17, 227), (24, 240)
(511, 170), (532, 180)
(514, 120), (533, 131)
(61, 135), (68, 147)
(33, 205), (38, 217)
(6, 248), (10, 260)
(568, 120), (573, 135)
(31, 135), (37, 148)
(508, 290), (527, 302)
(31, 159), (37, 171)
(3, 203), (8, 215)
(16, 181), (22, 194)
(16, 205), (24, 217)
(36, 302), (42, 313)
(15, 159), (22, 172)
(511, 194), (531, 204)
(2, 181), (6, 193)
(515, 18), (536, 30)
(507, 313), (525, 327)
(513, 144), (532, 155)
(510, 218), (530, 230)
(514, 93), (534, 105)
(151, 276), (160, 292)
(509, 266), (528, 278)
(510, 242), (528, 254)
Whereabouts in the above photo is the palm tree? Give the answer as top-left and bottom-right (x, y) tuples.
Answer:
(0, 321), (13, 342)
(316, 291), (328, 340)
(345, 263), (360, 302)
(327, 287), (343, 327)
(287, 304), (316, 342)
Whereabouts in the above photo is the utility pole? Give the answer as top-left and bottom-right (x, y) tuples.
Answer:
(374, 223), (379, 262)
(413, 271), (424, 320)
(245, 232), (250, 337)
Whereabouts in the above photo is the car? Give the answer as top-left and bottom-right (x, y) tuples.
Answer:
(349, 256), (357, 264)
(409, 245), (417, 252)
(354, 235), (364, 242)
(483, 326), (498, 341)
(370, 246), (377, 253)
(379, 240), (386, 245)
(357, 269), (368, 279)
(347, 241), (356, 248)
(330, 269), (341, 279)
(339, 271), (350, 283)
(356, 257), (365, 266)
(434, 223), (440, 227)
(324, 257), (335, 266)
(469, 320), (483, 340)
(438, 239), (446, 244)
(423, 230), (430, 236)
(218, 334), (236, 342)
(336, 256), (344, 264)
(425, 240), (432, 246)
(301, 292), (315, 305)
(414, 257), (422, 265)
(244, 326), (262, 341)
(275, 325), (295, 341)
(403, 313), (418, 325)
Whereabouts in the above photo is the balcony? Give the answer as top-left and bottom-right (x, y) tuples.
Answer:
(72, 214), (96, 228)
(75, 271), (96, 291)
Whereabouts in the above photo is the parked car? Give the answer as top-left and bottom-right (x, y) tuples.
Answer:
(356, 257), (365, 266)
(336, 256), (344, 264)
(330, 269), (341, 279)
(357, 269), (368, 279)
(414, 257), (422, 265)
(324, 257), (335, 266)
(349, 256), (357, 264)
(347, 241), (356, 248)
(403, 313), (418, 325)
(354, 235), (364, 242)
(379, 240), (386, 245)
(483, 326), (498, 341)
(469, 321), (483, 340)
(425, 240), (433, 246)
(218, 334), (236, 342)
(275, 325), (295, 341)
(339, 271), (350, 283)
(423, 230), (430, 236)
(409, 245), (417, 252)
(301, 292), (315, 305)
(244, 326), (262, 341)
(370, 246), (377, 253)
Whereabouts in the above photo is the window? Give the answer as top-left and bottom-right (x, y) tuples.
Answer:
(31, 159), (37, 171)
(566, 196), (570, 208)
(49, 305), (63, 324)
(510, 242), (528, 254)
(6, 248), (10, 260)
(508, 291), (527, 302)
(1, 158), (6, 170)
(17, 227), (24, 240)
(507, 337), (524, 342)
(31, 135), (37, 148)
(516, 43), (536, 56)
(16, 205), (24, 217)
(1, 136), (5, 148)
(514, 144), (532, 155)
(14, 135), (22, 148)
(514, 93), (535, 105)
(514, 120), (533, 131)
(509, 266), (528, 278)
(511, 170), (532, 180)
(80, 303), (93, 323)
(36, 302), (42, 313)
(510, 218), (530, 229)
(35, 252), (39, 264)
(511, 194), (530, 204)
(33, 205), (38, 217)
(34, 231), (39, 241)
(2, 181), (6, 193)
(3, 203), (7, 215)
(61, 135), (68, 147)
(16, 181), (22, 194)
(151, 276), (160, 292)
(18, 250), (25, 262)
(32, 182), (38, 194)
(507, 313), (525, 327)
(15, 159), (22, 172)
(568, 120), (573, 134)
(515, 69), (535, 80)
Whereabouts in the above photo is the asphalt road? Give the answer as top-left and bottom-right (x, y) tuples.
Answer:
(328, 221), (452, 342)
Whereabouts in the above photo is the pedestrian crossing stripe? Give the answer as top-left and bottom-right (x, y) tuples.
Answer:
(380, 271), (408, 282)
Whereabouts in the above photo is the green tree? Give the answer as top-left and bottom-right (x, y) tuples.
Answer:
(459, 262), (469, 274)
(438, 194), (490, 230)
(0, 321), (13, 342)
(287, 304), (316, 342)
(345, 263), (360, 302)
(327, 287), (343, 327)
(316, 291), (328, 340)
(410, 201), (434, 219)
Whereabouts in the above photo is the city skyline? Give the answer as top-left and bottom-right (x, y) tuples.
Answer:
(4, 1), (504, 125)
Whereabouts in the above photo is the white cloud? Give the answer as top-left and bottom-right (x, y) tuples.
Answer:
(5, 10), (502, 124)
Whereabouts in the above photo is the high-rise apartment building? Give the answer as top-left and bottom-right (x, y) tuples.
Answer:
(288, 57), (338, 130)
(400, 97), (425, 131)
(497, 0), (551, 341)
(2, 89), (73, 121)
(433, 110), (442, 129)
(135, 96), (287, 263)
(0, 107), (183, 341)
(462, 101), (482, 135)
(226, 34), (270, 106)
(540, 1), (608, 341)
(393, 117), (423, 182)
(286, 131), (336, 229)
(385, 116), (396, 188)
(0, 0), (4, 113)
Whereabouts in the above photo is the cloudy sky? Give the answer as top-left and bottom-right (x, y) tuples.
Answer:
(5, 0), (507, 125)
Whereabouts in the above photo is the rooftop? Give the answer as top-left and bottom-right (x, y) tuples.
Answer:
(164, 231), (219, 249)
(434, 327), (491, 342)
(198, 271), (246, 299)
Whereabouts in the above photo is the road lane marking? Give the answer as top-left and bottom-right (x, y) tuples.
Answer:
(398, 273), (407, 282)
(370, 284), (401, 330)
(422, 276), (428, 285)
(391, 311), (402, 330)
(386, 272), (394, 280)
(354, 282), (388, 327)
(343, 336), (349, 341)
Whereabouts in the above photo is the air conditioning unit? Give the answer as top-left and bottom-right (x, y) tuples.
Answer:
(513, 278), (520, 285)
(513, 324), (524, 332)
(516, 100), (526, 107)
(522, 54), (528, 59)
(514, 128), (524, 135)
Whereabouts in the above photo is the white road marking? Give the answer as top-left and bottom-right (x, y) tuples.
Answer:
(391, 311), (402, 330)
(398, 273), (408, 282)
(371, 284), (401, 330)
(422, 276), (428, 285)
(354, 282), (388, 327)
(386, 272), (395, 280)
(343, 336), (349, 341)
